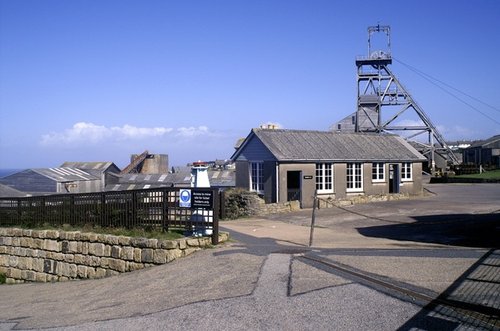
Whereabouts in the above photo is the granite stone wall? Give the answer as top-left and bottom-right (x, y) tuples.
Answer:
(0, 228), (228, 284)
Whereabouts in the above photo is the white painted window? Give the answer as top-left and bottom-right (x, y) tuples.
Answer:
(401, 162), (413, 181)
(250, 162), (264, 193)
(347, 163), (363, 192)
(316, 163), (334, 193)
(372, 162), (385, 182)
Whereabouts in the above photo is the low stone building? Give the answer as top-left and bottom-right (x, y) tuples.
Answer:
(231, 128), (426, 208)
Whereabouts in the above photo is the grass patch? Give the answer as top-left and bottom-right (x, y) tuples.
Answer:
(2, 223), (185, 241)
(455, 169), (500, 180)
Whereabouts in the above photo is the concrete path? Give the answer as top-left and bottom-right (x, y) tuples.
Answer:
(0, 183), (499, 330)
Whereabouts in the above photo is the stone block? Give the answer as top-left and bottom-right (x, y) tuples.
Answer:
(100, 257), (111, 268)
(63, 254), (75, 263)
(77, 265), (87, 278)
(131, 238), (148, 248)
(11, 228), (23, 236)
(0, 255), (8, 266)
(0, 237), (11, 246)
(120, 246), (134, 261)
(133, 248), (142, 263)
(32, 230), (45, 239)
(146, 239), (158, 249)
(104, 245), (111, 257)
(127, 262), (144, 271)
(117, 236), (131, 246)
(178, 239), (187, 249)
(159, 240), (178, 249)
(87, 267), (96, 279)
(61, 241), (78, 254)
(32, 258), (44, 273)
(88, 243), (105, 256)
(45, 230), (60, 239)
(74, 254), (86, 265)
(186, 238), (200, 247)
(51, 252), (64, 261)
(35, 272), (47, 282)
(33, 239), (44, 249)
(81, 242), (89, 255)
(69, 264), (77, 278)
(95, 268), (106, 278)
(8, 255), (19, 267)
(0, 228), (7, 236)
(87, 233), (98, 242)
(108, 258), (126, 272)
(44, 239), (60, 252)
(11, 237), (20, 246)
(17, 257), (32, 270)
(89, 256), (101, 267)
(153, 249), (167, 264)
(141, 249), (154, 263)
(47, 275), (59, 282)
(166, 249), (183, 262)
(23, 270), (36, 281)
(56, 262), (69, 276)
(79, 232), (91, 241)
(43, 259), (57, 274)
(7, 268), (22, 279)
(111, 246), (121, 259)
(19, 237), (33, 247)
(0, 246), (6, 254)
(103, 235), (119, 245)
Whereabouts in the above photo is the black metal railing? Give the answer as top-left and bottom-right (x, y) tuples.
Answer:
(0, 187), (219, 244)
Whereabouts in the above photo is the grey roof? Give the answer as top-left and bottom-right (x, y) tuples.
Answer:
(32, 168), (99, 182)
(233, 129), (426, 162)
(60, 162), (120, 173)
(105, 169), (235, 191)
(468, 135), (500, 149)
(0, 183), (27, 197)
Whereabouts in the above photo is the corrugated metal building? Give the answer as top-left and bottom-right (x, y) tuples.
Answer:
(105, 168), (235, 191)
(0, 168), (101, 195)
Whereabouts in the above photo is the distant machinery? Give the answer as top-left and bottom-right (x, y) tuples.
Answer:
(353, 24), (459, 173)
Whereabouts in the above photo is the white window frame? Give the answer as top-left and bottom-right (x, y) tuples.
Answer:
(401, 162), (413, 182)
(316, 163), (334, 194)
(346, 163), (363, 192)
(372, 162), (385, 183)
(250, 162), (264, 194)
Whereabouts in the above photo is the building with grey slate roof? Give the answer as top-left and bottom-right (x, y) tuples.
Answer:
(231, 128), (426, 208)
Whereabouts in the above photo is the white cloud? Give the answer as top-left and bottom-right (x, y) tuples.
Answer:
(176, 126), (210, 137)
(40, 122), (214, 146)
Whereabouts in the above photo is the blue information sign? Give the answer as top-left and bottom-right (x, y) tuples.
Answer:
(179, 189), (191, 208)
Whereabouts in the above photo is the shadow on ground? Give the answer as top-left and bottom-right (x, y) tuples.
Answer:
(398, 249), (500, 330)
(357, 212), (500, 248)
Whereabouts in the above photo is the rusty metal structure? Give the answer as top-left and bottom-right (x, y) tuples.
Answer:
(355, 24), (459, 173)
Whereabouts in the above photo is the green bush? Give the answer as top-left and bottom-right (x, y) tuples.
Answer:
(0, 273), (6, 284)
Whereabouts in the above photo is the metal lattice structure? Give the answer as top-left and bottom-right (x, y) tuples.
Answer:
(355, 24), (459, 172)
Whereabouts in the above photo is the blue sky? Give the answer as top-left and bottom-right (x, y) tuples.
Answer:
(1, 0), (499, 169)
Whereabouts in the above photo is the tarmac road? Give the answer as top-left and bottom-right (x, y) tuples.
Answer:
(0, 183), (499, 330)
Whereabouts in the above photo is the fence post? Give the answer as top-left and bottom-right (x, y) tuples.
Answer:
(309, 190), (318, 247)
(211, 189), (219, 245)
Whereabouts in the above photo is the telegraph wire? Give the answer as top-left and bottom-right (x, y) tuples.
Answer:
(393, 57), (500, 126)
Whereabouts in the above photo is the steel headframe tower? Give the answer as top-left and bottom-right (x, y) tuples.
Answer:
(355, 24), (459, 173)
